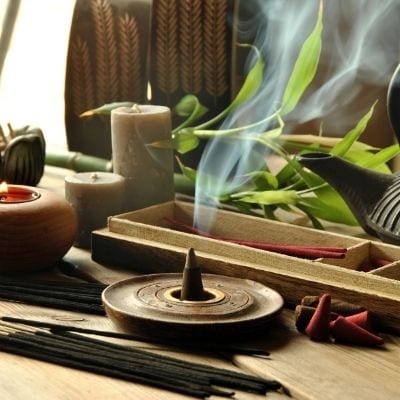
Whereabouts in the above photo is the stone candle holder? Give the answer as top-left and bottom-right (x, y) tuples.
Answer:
(0, 183), (77, 273)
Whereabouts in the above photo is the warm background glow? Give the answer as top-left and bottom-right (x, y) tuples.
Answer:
(0, 0), (75, 149)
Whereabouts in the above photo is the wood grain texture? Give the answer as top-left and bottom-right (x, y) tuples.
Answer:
(235, 310), (400, 400)
(91, 201), (400, 332)
(0, 226), (399, 400)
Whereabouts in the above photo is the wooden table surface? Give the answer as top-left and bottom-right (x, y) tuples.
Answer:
(0, 167), (398, 400)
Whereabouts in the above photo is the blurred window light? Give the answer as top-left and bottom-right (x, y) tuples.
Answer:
(0, 0), (75, 148)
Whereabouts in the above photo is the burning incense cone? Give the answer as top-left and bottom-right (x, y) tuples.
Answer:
(344, 311), (373, 331)
(295, 305), (338, 333)
(180, 248), (207, 301)
(301, 295), (364, 316)
(304, 293), (331, 341)
(330, 316), (384, 346)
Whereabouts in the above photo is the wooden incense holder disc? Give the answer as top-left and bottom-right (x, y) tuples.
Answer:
(102, 273), (284, 340)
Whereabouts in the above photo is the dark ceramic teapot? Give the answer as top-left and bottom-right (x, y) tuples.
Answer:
(388, 63), (400, 142)
(297, 65), (400, 245)
(298, 152), (400, 244)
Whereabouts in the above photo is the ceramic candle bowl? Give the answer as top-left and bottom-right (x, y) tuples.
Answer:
(0, 185), (77, 273)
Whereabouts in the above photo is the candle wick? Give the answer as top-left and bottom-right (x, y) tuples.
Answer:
(90, 173), (99, 181)
(131, 103), (142, 113)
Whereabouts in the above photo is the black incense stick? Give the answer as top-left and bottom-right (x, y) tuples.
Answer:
(1, 316), (270, 357)
(0, 285), (102, 304)
(0, 279), (106, 315)
(0, 323), (283, 398)
(0, 336), (212, 398)
(0, 290), (105, 315)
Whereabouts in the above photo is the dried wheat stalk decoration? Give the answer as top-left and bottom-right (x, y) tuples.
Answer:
(154, 0), (179, 100)
(70, 36), (96, 116)
(90, 0), (119, 104)
(203, 0), (229, 100)
(118, 13), (142, 101)
(179, 0), (203, 94)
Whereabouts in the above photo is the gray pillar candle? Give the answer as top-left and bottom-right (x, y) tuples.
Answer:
(111, 105), (174, 211)
(65, 172), (126, 249)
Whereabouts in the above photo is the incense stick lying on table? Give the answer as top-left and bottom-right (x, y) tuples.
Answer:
(1, 316), (270, 357)
(165, 217), (347, 259)
(0, 320), (282, 398)
(0, 278), (106, 315)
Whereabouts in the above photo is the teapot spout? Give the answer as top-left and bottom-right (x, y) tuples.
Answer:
(298, 152), (395, 234)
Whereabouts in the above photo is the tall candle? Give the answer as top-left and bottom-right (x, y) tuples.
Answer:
(111, 105), (174, 211)
(65, 172), (126, 248)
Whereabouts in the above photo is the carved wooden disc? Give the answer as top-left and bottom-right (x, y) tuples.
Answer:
(102, 273), (284, 340)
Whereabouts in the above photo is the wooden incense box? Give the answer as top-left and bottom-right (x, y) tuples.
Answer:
(92, 201), (400, 331)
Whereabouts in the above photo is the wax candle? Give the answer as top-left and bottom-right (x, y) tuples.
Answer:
(65, 172), (126, 248)
(0, 182), (77, 273)
(111, 105), (174, 211)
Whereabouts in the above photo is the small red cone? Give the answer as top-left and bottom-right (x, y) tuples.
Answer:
(330, 316), (384, 346)
(345, 310), (372, 331)
(305, 293), (331, 341)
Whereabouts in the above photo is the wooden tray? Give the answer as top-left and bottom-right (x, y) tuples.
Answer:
(92, 201), (400, 331)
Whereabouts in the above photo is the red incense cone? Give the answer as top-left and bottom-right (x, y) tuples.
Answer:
(304, 293), (331, 341)
(345, 310), (373, 331)
(330, 316), (384, 346)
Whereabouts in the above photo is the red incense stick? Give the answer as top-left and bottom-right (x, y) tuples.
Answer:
(164, 217), (347, 259)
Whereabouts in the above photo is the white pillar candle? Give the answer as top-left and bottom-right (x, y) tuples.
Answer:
(111, 105), (174, 211)
(65, 172), (126, 248)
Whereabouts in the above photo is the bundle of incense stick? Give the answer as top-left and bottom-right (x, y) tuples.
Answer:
(0, 320), (282, 398)
(165, 217), (347, 259)
(1, 316), (270, 357)
(0, 278), (106, 315)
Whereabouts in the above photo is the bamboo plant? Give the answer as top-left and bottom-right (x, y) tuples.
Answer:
(81, 1), (399, 229)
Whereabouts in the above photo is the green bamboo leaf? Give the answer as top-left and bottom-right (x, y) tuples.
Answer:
(173, 129), (200, 154)
(230, 45), (264, 110)
(149, 129), (200, 154)
(246, 171), (279, 190)
(281, 1), (323, 115)
(295, 203), (324, 229)
(340, 149), (390, 174)
(194, 44), (264, 130)
(276, 162), (297, 186)
(173, 95), (208, 133)
(263, 205), (279, 220)
(357, 144), (400, 171)
(259, 113), (284, 140)
(176, 157), (197, 182)
(80, 102), (135, 117)
(299, 196), (358, 226)
(330, 102), (377, 156)
(235, 190), (298, 206)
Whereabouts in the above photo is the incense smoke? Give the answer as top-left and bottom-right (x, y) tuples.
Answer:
(194, 0), (400, 230)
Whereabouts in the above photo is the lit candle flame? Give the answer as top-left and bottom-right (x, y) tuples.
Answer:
(0, 181), (8, 195)
(0, 181), (8, 200)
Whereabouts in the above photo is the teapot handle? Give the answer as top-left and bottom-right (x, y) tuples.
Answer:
(387, 63), (400, 142)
